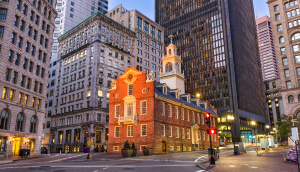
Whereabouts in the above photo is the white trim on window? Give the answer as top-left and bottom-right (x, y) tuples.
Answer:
(115, 104), (120, 118)
(127, 125), (133, 137)
(161, 124), (165, 136)
(141, 124), (147, 136)
(169, 126), (172, 137)
(114, 126), (120, 138)
(113, 146), (119, 151)
(140, 100), (147, 115)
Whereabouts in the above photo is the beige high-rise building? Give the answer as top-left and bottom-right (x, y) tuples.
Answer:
(107, 5), (164, 80)
(0, 0), (57, 156)
(268, 0), (300, 119)
(48, 12), (135, 153)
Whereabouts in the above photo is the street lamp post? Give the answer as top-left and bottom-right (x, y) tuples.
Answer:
(227, 115), (236, 155)
(251, 121), (258, 156)
(265, 125), (270, 152)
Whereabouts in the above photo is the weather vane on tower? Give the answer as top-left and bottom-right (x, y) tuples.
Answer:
(168, 35), (174, 44)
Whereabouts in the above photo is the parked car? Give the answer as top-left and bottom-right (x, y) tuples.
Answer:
(41, 147), (48, 154)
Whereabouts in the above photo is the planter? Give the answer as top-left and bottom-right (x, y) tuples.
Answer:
(143, 148), (154, 156)
(121, 149), (133, 158)
(132, 149), (137, 157)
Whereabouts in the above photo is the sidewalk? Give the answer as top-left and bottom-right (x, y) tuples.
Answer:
(0, 154), (41, 165)
(198, 147), (298, 172)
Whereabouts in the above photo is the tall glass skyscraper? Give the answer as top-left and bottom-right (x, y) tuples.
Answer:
(155, 0), (268, 142)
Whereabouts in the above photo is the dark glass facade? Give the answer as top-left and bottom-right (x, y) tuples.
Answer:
(155, 0), (268, 141)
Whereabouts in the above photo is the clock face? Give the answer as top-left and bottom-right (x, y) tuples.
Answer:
(127, 74), (133, 82)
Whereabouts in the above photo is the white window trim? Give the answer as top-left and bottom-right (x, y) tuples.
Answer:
(168, 104), (172, 117)
(127, 125), (133, 137)
(140, 145), (147, 151)
(176, 146), (180, 151)
(114, 126), (120, 138)
(141, 124), (147, 136)
(169, 126), (172, 137)
(140, 100), (147, 115)
(170, 146), (174, 151)
(161, 102), (165, 116)
(113, 146), (119, 151)
(115, 104), (120, 118)
(187, 129), (190, 139)
(175, 106), (178, 119)
(176, 127), (179, 138)
(161, 124), (165, 136)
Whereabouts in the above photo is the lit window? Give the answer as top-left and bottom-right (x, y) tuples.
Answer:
(87, 89), (91, 97)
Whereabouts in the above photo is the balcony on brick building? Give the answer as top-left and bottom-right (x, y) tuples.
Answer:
(118, 114), (138, 126)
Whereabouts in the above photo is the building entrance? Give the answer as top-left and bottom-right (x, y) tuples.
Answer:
(12, 138), (21, 156)
(162, 141), (166, 153)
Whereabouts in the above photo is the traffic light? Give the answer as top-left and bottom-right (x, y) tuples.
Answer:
(205, 113), (210, 126)
(207, 128), (216, 135)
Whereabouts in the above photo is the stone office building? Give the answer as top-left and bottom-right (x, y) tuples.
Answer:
(107, 4), (164, 80)
(0, 0), (57, 156)
(43, 0), (109, 146)
(108, 41), (218, 154)
(268, 0), (300, 120)
(48, 12), (136, 153)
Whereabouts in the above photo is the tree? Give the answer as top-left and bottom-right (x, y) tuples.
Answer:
(276, 115), (299, 145)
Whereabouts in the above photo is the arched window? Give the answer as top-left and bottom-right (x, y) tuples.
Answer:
(169, 49), (171, 55)
(30, 116), (37, 133)
(165, 62), (173, 72)
(292, 33), (300, 41)
(0, 109), (9, 130)
(175, 62), (180, 71)
(15, 113), (24, 132)
(279, 37), (285, 43)
(288, 95), (295, 103)
(298, 94), (300, 102)
(297, 111), (300, 118)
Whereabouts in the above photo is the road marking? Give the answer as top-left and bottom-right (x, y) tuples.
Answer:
(196, 170), (206, 172)
(2, 164), (196, 169)
(195, 155), (208, 162)
(49, 153), (86, 162)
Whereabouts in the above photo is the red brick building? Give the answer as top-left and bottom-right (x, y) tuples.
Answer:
(108, 41), (219, 154)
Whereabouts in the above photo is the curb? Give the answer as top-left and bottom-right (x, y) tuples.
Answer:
(196, 163), (213, 172)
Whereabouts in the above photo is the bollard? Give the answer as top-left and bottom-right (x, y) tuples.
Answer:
(87, 153), (92, 160)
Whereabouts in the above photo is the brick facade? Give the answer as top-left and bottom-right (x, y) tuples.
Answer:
(108, 67), (219, 154)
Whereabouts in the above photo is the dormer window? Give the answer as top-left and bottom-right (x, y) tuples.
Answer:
(187, 96), (190, 103)
(176, 92), (179, 99)
(163, 86), (167, 95)
(128, 84), (133, 95)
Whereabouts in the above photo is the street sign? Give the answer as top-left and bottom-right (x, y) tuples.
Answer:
(87, 139), (92, 147)
(292, 127), (299, 141)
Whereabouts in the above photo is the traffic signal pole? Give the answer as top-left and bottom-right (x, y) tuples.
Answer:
(205, 113), (215, 166)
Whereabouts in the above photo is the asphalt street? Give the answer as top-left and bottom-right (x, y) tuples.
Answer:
(0, 147), (297, 172)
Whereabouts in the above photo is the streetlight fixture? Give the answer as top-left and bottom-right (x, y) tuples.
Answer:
(227, 115), (237, 155)
(196, 93), (201, 98)
(251, 121), (258, 156)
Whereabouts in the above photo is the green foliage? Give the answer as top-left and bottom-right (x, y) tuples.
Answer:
(132, 143), (136, 150)
(276, 115), (298, 142)
(123, 140), (131, 150)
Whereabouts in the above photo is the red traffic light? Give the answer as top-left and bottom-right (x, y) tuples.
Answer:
(208, 128), (216, 135)
(205, 113), (210, 119)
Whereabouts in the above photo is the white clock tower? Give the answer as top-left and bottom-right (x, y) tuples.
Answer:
(160, 35), (185, 94)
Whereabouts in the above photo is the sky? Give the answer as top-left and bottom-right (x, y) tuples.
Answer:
(108, 0), (270, 21)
